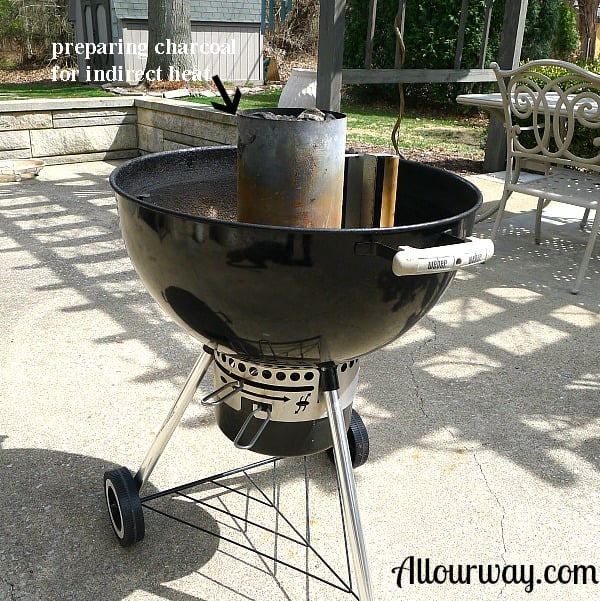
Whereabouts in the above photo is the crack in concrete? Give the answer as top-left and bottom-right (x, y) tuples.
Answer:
(472, 451), (509, 599)
(473, 453), (507, 556)
(408, 316), (509, 599)
(0, 577), (17, 601)
(407, 317), (437, 419)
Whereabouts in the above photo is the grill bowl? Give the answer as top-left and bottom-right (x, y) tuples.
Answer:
(110, 146), (482, 363)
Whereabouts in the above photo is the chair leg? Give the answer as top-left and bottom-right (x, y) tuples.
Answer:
(491, 159), (519, 240)
(534, 197), (546, 245)
(491, 188), (512, 240)
(572, 208), (600, 294)
(580, 208), (591, 230)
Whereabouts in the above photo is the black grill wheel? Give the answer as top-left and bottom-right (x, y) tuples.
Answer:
(327, 409), (369, 468)
(103, 466), (145, 547)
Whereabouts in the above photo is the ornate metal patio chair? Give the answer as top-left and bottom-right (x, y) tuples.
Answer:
(491, 59), (600, 294)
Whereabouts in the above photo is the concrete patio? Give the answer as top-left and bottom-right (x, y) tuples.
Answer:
(0, 161), (598, 601)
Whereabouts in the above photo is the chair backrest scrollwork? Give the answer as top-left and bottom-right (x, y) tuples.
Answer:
(492, 60), (600, 172)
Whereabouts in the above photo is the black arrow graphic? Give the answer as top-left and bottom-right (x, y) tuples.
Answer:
(211, 74), (241, 114)
(241, 390), (291, 403)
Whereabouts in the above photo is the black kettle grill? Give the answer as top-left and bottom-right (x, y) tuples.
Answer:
(104, 146), (492, 601)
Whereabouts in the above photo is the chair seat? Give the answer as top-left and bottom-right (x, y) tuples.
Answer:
(507, 169), (600, 209)
(489, 59), (600, 292)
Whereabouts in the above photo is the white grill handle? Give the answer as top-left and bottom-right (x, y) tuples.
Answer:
(392, 237), (494, 276)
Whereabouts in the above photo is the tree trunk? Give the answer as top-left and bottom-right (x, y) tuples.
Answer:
(576, 0), (599, 60)
(144, 0), (193, 81)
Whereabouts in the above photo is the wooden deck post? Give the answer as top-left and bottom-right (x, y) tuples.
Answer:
(314, 0), (527, 171)
(483, 0), (528, 172)
(455, 0), (470, 70)
(364, 0), (378, 68)
(316, 0), (347, 112)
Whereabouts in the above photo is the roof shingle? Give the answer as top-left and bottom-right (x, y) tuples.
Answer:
(112, 0), (261, 23)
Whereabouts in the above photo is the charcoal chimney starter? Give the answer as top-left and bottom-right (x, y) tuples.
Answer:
(236, 107), (347, 228)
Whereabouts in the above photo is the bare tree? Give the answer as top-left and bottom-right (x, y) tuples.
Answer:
(144, 0), (193, 81)
(12, 0), (73, 63)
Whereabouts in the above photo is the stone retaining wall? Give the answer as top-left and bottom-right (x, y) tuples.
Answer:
(0, 96), (236, 164)
(135, 97), (236, 154)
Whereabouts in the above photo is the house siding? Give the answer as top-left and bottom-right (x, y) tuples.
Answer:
(120, 21), (263, 84)
(74, 0), (263, 85)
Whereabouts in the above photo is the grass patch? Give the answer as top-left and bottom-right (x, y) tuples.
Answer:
(187, 88), (281, 111)
(343, 103), (485, 156)
(187, 90), (485, 157)
(0, 82), (113, 100)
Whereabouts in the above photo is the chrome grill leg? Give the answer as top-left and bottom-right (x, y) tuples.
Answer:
(134, 348), (214, 491)
(320, 364), (374, 601)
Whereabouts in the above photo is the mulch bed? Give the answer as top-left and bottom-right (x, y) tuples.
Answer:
(0, 66), (55, 84)
(401, 148), (484, 175)
(347, 142), (484, 175)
